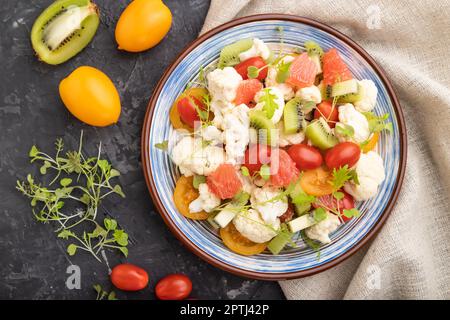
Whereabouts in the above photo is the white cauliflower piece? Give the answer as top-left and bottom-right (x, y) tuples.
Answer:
(198, 125), (223, 146)
(237, 171), (255, 194)
(354, 79), (378, 112)
(238, 38), (271, 61)
(210, 100), (235, 130)
(223, 104), (250, 165)
(254, 87), (285, 124)
(335, 103), (370, 143)
(295, 85), (322, 104)
(189, 183), (221, 213)
(250, 187), (288, 225)
(265, 55), (296, 100)
(233, 209), (279, 243)
(344, 151), (385, 201)
(171, 136), (225, 176)
(276, 121), (305, 147)
(305, 212), (341, 244)
(207, 67), (242, 102)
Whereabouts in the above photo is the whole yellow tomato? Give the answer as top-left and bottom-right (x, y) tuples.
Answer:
(115, 0), (172, 52)
(59, 66), (121, 127)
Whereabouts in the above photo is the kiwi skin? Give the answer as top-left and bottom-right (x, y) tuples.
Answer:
(283, 97), (306, 134)
(31, 0), (100, 65)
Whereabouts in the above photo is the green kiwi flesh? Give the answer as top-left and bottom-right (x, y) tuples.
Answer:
(217, 38), (253, 69)
(305, 118), (338, 150)
(331, 79), (358, 97)
(337, 82), (365, 103)
(283, 97), (307, 135)
(31, 0), (100, 65)
(249, 109), (276, 146)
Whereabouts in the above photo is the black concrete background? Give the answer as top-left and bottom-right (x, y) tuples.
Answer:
(0, 0), (285, 299)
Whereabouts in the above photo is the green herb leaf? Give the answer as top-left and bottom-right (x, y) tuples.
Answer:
(313, 207), (327, 222)
(113, 230), (129, 247)
(240, 166), (250, 177)
(276, 61), (291, 83)
(259, 164), (271, 181)
(330, 165), (353, 191)
(332, 191), (344, 200)
(363, 112), (393, 134)
(247, 66), (260, 79)
(113, 185), (126, 198)
(259, 88), (279, 119)
(58, 230), (75, 239)
(343, 208), (360, 219)
(29, 145), (39, 158)
(60, 178), (72, 187)
(292, 192), (316, 206)
(108, 291), (117, 300)
(335, 123), (355, 138)
(67, 244), (77, 256)
(155, 140), (169, 151)
(109, 169), (120, 178)
(193, 175), (206, 189)
(117, 246), (128, 257)
(104, 218), (117, 231)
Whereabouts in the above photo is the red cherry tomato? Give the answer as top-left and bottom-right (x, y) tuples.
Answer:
(314, 101), (339, 128)
(313, 190), (355, 222)
(243, 144), (272, 175)
(287, 144), (323, 171)
(279, 203), (295, 223)
(325, 142), (361, 169)
(234, 57), (268, 81)
(110, 264), (149, 291)
(177, 96), (204, 128)
(155, 274), (192, 300)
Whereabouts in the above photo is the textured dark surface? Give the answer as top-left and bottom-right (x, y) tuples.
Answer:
(0, 0), (285, 300)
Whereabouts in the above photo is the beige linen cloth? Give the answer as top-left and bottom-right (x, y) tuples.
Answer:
(200, 0), (450, 299)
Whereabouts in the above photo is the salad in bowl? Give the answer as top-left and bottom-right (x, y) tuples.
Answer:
(159, 36), (392, 257)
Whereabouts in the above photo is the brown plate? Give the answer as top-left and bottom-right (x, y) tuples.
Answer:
(141, 14), (407, 280)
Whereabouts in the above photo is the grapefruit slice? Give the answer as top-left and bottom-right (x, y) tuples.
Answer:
(285, 53), (317, 88)
(207, 164), (243, 199)
(270, 149), (299, 187)
(234, 79), (263, 106)
(322, 48), (353, 86)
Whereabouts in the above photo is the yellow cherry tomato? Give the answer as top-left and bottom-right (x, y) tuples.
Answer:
(115, 0), (172, 52)
(300, 166), (334, 196)
(59, 66), (121, 127)
(170, 87), (209, 131)
(220, 223), (267, 256)
(362, 132), (379, 153)
(173, 176), (208, 220)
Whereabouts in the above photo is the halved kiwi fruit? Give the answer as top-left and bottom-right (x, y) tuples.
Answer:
(31, 0), (100, 65)
(249, 109), (276, 146)
(305, 118), (338, 150)
(283, 97), (307, 135)
(217, 38), (253, 69)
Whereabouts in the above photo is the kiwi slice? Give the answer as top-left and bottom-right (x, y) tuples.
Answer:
(305, 118), (338, 150)
(337, 82), (365, 103)
(217, 38), (253, 69)
(304, 41), (324, 58)
(331, 79), (358, 97)
(318, 81), (332, 101)
(31, 0), (100, 65)
(283, 97), (307, 135)
(289, 183), (311, 216)
(249, 109), (276, 145)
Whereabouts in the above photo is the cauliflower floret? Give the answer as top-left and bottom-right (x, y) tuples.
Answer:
(305, 212), (341, 244)
(238, 38), (271, 61)
(276, 122), (305, 147)
(253, 87), (285, 124)
(189, 183), (221, 213)
(250, 187), (288, 225)
(344, 151), (385, 201)
(265, 56), (296, 100)
(295, 85), (322, 104)
(335, 103), (370, 143)
(237, 170), (255, 194)
(233, 209), (279, 243)
(210, 100), (235, 130)
(354, 80), (378, 112)
(223, 104), (250, 165)
(207, 67), (242, 102)
(171, 136), (225, 176)
(198, 125), (223, 146)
